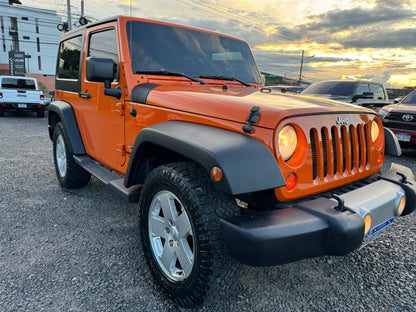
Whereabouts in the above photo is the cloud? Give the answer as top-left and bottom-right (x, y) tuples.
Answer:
(342, 28), (416, 48)
(304, 6), (414, 32)
(343, 71), (392, 85)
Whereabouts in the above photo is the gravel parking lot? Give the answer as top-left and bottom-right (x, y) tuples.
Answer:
(0, 112), (415, 312)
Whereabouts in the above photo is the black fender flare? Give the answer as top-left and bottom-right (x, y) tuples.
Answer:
(384, 127), (402, 157)
(48, 101), (86, 154)
(125, 121), (285, 195)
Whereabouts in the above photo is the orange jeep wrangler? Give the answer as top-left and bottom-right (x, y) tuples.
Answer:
(48, 16), (416, 308)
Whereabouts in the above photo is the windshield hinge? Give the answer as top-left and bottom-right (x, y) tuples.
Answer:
(242, 106), (260, 134)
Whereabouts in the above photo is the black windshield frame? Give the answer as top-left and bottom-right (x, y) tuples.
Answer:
(126, 21), (261, 84)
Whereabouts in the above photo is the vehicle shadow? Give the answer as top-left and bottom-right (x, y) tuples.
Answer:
(1, 110), (46, 118)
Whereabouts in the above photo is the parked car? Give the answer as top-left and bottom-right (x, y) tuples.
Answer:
(379, 89), (416, 146)
(0, 76), (46, 117)
(267, 85), (305, 94)
(301, 80), (390, 109)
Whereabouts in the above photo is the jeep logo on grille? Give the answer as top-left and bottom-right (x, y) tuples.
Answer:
(402, 114), (414, 122)
(336, 117), (350, 125)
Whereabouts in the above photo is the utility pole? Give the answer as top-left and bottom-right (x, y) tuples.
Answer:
(67, 0), (72, 31)
(298, 50), (304, 85)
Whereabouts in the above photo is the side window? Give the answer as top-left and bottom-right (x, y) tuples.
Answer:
(355, 84), (370, 96)
(372, 84), (386, 100)
(57, 36), (83, 80)
(88, 28), (118, 81)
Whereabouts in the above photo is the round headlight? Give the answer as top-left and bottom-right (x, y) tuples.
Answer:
(371, 120), (380, 143)
(278, 125), (298, 161)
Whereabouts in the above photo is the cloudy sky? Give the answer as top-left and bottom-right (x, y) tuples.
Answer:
(34, 0), (416, 87)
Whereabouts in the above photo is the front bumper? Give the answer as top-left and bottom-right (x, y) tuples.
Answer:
(221, 163), (416, 267)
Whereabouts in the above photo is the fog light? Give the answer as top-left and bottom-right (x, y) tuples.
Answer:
(285, 172), (297, 192)
(364, 214), (372, 235)
(397, 196), (406, 216)
(210, 166), (223, 182)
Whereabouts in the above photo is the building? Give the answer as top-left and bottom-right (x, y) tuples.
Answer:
(0, 0), (62, 91)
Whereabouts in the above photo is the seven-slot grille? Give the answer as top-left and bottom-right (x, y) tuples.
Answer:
(309, 124), (370, 180)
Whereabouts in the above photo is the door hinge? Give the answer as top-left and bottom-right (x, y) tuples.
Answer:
(116, 144), (127, 156)
(115, 103), (124, 116)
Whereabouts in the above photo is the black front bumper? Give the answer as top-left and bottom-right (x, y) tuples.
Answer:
(221, 163), (416, 267)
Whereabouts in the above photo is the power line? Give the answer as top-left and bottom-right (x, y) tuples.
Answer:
(1, 37), (58, 46)
(176, 0), (309, 43)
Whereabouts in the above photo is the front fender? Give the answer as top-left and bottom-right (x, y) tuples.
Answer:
(125, 121), (285, 195)
(48, 101), (86, 154)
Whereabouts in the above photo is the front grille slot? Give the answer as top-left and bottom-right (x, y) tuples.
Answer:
(310, 129), (317, 180)
(331, 127), (338, 175)
(321, 128), (328, 177)
(341, 126), (347, 172)
(310, 123), (369, 180)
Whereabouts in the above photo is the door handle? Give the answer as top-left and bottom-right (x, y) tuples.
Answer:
(78, 91), (91, 99)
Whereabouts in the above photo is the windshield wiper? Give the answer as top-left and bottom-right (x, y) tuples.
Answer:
(136, 70), (207, 85)
(199, 75), (254, 87)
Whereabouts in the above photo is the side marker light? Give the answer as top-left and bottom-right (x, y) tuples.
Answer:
(210, 166), (223, 182)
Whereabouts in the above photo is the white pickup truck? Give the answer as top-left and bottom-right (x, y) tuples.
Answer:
(0, 76), (46, 117)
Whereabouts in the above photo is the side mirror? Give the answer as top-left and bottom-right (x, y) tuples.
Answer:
(361, 91), (374, 98)
(86, 57), (114, 82)
(85, 57), (121, 99)
(352, 91), (374, 102)
(394, 98), (402, 104)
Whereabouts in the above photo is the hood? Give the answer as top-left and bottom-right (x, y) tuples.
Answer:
(144, 85), (372, 129)
(382, 103), (416, 113)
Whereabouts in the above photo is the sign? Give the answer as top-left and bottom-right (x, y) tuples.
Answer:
(8, 51), (26, 76)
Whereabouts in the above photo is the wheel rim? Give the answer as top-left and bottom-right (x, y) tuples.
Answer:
(56, 134), (67, 178)
(148, 190), (195, 282)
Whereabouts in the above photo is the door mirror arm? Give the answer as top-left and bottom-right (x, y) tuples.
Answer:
(104, 80), (122, 100)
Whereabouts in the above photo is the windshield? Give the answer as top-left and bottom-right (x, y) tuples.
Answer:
(302, 81), (355, 97)
(402, 91), (416, 104)
(126, 21), (261, 84)
(1, 77), (36, 90)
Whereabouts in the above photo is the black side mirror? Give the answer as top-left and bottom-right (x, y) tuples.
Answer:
(86, 57), (114, 82)
(85, 57), (121, 99)
(352, 91), (374, 102)
(361, 91), (374, 98)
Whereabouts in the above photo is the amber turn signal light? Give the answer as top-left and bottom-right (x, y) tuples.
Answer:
(397, 196), (406, 216)
(210, 166), (223, 182)
(377, 152), (383, 166)
(285, 172), (297, 192)
(364, 215), (372, 235)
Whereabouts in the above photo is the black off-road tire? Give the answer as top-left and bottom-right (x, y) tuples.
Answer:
(52, 122), (90, 188)
(138, 162), (241, 308)
(0, 108), (4, 117)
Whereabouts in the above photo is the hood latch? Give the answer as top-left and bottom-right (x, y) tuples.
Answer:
(243, 106), (260, 134)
